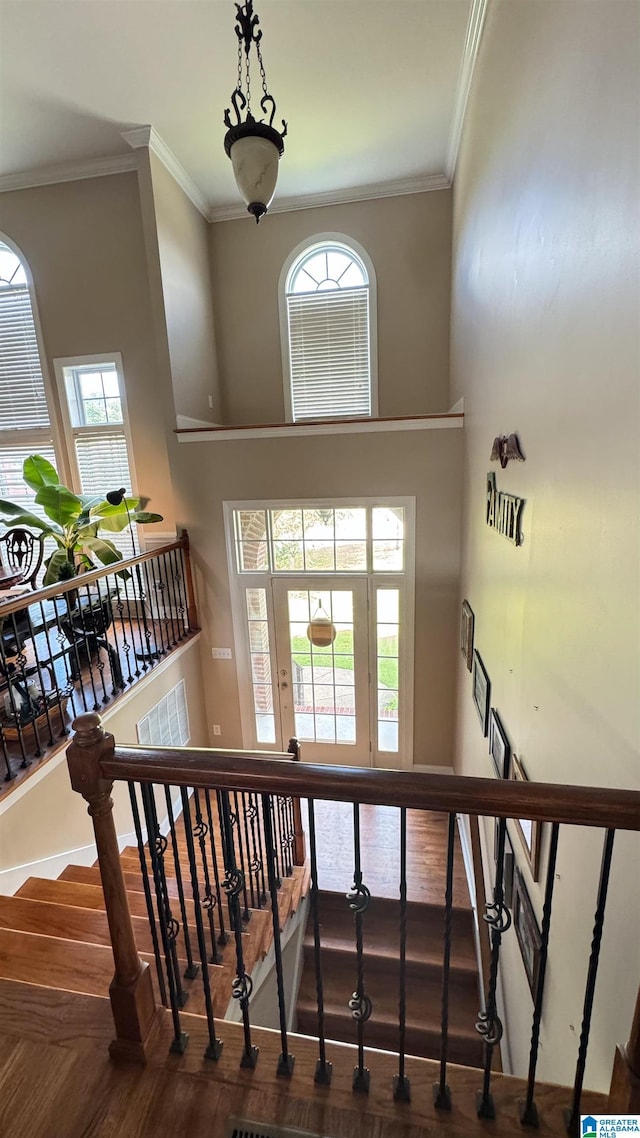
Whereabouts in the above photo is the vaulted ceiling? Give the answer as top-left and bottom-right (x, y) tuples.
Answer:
(0, 0), (481, 218)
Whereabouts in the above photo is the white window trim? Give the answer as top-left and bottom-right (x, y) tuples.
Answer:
(278, 233), (379, 424)
(223, 496), (414, 768)
(52, 351), (139, 498)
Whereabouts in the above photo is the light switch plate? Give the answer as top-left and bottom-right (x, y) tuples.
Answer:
(212, 647), (233, 660)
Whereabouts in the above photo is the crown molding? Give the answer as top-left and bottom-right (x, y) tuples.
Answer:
(0, 153), (136, 195)
(208, 172), (451, 223)
(122, 125), (210, 220)
(446, 0), (488, 183)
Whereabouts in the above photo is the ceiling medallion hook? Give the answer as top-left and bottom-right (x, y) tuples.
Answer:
(223, 0), (288, 223)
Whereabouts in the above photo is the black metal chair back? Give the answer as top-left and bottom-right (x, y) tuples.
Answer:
(0, 527), (45, 589)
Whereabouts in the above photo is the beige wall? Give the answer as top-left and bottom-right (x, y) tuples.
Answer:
(209, 191), (452, 424)
(171, 426), (463, 769)
(0, 172), (176, 527)
(451, 0), (639, 1091)
(0, 641), (208, 878)
(149, 153), (222, 424)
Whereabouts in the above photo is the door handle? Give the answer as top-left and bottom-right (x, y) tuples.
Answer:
(280, 681), (288, 689)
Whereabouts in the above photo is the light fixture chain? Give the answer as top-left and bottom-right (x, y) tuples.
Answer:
(256, 38), (269, 101)
(236, 38), (243, 96)
(245, 51), (252, 113)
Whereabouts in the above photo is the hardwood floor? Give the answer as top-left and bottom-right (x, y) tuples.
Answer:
(306, 800), (471, 908)
(0, 982), (609, 1138)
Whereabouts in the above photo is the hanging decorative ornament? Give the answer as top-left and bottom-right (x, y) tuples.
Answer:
(306, 599), (337, 648)
(223, 0), (287, 223)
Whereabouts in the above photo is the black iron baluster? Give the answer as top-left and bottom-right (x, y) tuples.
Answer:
(564, 829), (616, 1136)
(270, 794), (284, 886)
(133, 557), (160, 668)
(98, 581), (125, 695)
(1, 725), (12, 781)
(279, 794), (293, 876)
(232, 790), (251, 923)
(128, 781), (167, 1006)
(433, 811), (457, 1110)
(159, 553), (173, 648)
(245, 791), (266, 908)
(205, 790), (229, 945)
(120, 573), (142, 678)
(76, 582), (104, 710)
(193, 788), (222, 964)
(51, 594), (86, 716)
(35, 598), (71, 734)
(307, 797), (332, 1085)
(167, 548), (184, 642)
(21, 605), (56, 744)
(147, 557), (169, 658)
(476, 813), (512, 1119)
(348, 802), (372, 1093)
(520, 822), (560, 1127)
(6, 613), (42, 760)
(140, 782), (188, 1053)
(112, 576), (134, 684)
(180, 786), (223, 1060)
(262, 790), (295, 1077)
(394, 806), (411, 1102)
(240, 792), (257, 910)
(164, 785), (198, 979)
(219, 789), (258, 1068)
(172, 547), (188, 638)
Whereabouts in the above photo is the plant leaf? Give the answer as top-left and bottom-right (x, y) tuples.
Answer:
(43, 548), (73, 586)
(90, 497), (140, 519)
(131, 512), (163, 525)
(0, 504), (56, 534)
(35, 484), (83, 526)
(83, 536), (124, 567)
(23, 454), (61, 493)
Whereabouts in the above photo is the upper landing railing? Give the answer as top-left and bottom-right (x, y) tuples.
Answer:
(0, 532), (198, 785)
(67, 720), (640, 1135)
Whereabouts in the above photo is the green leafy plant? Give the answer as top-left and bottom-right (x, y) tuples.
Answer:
(0, 454), (163, 586)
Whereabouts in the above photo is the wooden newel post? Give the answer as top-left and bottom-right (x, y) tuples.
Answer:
(67, 712), (159, 1062)
(608, 981), (640, 1111)
(287, 737), (306, 866)
(180, 529), (200, 632)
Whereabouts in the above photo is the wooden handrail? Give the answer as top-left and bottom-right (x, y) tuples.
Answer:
(97, 745), (640, 833)
(0, 533), (190, 619)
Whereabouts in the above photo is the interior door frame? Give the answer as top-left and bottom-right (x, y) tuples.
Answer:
(224, 497), (415, 769)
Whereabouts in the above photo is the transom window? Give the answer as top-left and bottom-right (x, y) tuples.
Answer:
(280, 236), (378, 423)
(233, 505), (404, 574)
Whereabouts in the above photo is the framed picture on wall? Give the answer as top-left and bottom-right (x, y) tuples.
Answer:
(472, 650), (490, 736)
(510, 754), (542, 881)
(513, 867), (541, 998)
(488, 708), (510, 778)
(460, 600), (474, 672)
(494, 820), (515, 908)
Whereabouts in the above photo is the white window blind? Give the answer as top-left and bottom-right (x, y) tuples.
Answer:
(287, 287), (371, 421)
(0, 286), (50, 431)
(137, 680), (190, 747)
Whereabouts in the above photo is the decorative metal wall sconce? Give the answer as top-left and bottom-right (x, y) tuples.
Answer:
(490, 434), (525, 469)
(223, 0), (287, 223)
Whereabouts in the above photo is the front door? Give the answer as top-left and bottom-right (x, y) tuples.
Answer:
(272, 578), (371, 765)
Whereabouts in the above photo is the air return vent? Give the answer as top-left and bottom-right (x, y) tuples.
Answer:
(227, 1123), (326, 1138)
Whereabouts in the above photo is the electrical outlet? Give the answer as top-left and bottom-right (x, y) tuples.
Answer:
(208, 394), (214, 409)
(213, 724), (221, 736)
(211, 647), (232, 660)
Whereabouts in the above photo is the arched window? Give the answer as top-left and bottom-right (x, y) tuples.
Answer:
(280, 236), (377, 422)
(0, 238), (57, 512)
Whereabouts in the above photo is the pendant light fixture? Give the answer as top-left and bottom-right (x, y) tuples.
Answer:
(223, 1), (287, 223)
(306, 598), (337, 648)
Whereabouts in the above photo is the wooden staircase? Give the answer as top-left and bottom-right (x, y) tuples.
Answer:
(296, 889), (484, 1068)
(0, 843), (310, 1023)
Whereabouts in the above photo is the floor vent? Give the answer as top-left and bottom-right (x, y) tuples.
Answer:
(227, 1123), (326, 1138)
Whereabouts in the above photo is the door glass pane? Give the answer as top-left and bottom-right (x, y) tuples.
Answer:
(377, 588), (399, 753)
(287, 588), (356, 746)
(372, 506), (404, 571)
(246, 588), (275, 743)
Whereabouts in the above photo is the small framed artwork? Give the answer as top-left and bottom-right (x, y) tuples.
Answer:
(472, 650), (490, 736)
(513, 867), (541, 998)
(488, 708), (510, 778)
(493, 820), (515, 908)
(510, 754), (542, 881)
(460, 600), (474, 672)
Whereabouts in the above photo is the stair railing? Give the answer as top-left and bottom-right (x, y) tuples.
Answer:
(1, 530), (199, 785)
(67, 713), (640, 1133)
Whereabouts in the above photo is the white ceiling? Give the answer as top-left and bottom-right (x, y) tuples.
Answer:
(0, 0), (475, 215)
